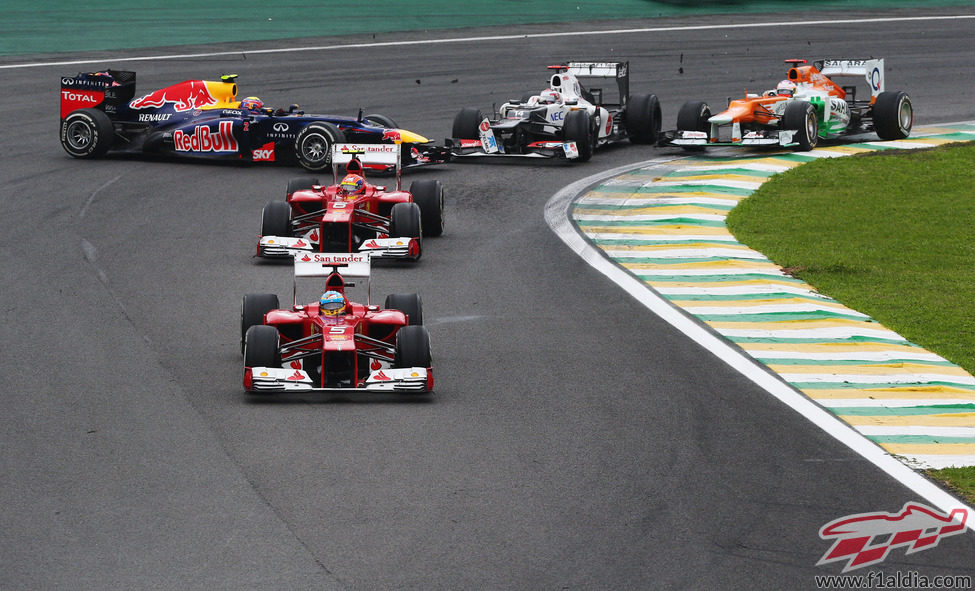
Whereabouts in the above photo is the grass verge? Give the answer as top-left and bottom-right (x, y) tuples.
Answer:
(726, 141), (975, 504)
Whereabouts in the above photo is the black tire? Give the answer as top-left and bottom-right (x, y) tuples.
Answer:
(294, 122), (345, 171)
(244, 325), (281, 372)
(563, 109), (594, 162)
(60, 108), (115, 158)
(394, 325), (432, 370)
(873, 91), (913, 140)
(384, 293), (423, 326)
(452, 108), (484, 139)
(389, 202), (422, 260)
(260, 201), (291, 238)
(626, 93), (662, 144)
(782, 101), (818, 151)
(286, 176), (319, 197)
(363, 113), (399, 129)
(241, 293), (279, 355)
(409, 180), (444, 237)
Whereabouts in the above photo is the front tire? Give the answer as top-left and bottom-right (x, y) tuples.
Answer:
(389, 202), (422, 260)
(873, 91), (913, 140)
(409, 180), (444, 237)
(782, 101), (818, 151)
(60, 108), (115, 158)
(452, 108), (484, 139)
(241, 293), (279, 354)
(395, 325), (432, 369)
(286, 176), (319, 197)
(244, 325), (281, 374)
(384, 293), (423, 326)
(260, 201), (292, 238)
(563, 109), (594, 162)
(294, 122), (345, 171)
(626, 93), (662, 144)
(676, 101), (711, 151)
(363, 113), (400, 128)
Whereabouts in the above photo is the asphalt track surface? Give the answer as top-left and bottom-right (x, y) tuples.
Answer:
(3, 9), (975, 590)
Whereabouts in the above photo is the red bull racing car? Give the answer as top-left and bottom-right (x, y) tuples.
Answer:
(241, 252), (433, 394)
(59, 69), (449, 171)
(256, 143), (444, 260)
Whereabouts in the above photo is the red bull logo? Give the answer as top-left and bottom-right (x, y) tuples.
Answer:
(129, 80), (218, 112)
(173, 121), (238, 153)
(381, 129), (402, 142)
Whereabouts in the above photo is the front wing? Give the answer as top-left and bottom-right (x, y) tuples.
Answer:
(258, 235), (420, 259)
(446, 138), (580, 160)
(245, 365), (432, 393)
(670, 129), (799, 148)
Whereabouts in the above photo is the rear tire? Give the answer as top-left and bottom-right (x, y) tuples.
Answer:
(452, 108), (484, 139)
(384, 293), (423, 326)
(244, 324), (281, 370)
(873, 91), (913, 140)
(60, 108), (115, 158)
(626, 93), (662, 144)
(409, 180), (444, 237)
(260, 201), (292, 238)
(563, 109), (594, 162)
(782, 101), (818, 151)
(294, 122), (345, 171)
(395, 325), (432, 369)
(286, 176), (319, 197)
(241, 293), (279, 354)
(676, 101), (711, 151)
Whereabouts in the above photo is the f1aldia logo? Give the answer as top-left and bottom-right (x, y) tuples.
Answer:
(817, 502), (968, 572)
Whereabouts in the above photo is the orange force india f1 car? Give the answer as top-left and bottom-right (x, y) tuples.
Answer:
(671, 58), (913, 151)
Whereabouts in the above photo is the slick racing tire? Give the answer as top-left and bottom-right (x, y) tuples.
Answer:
(244, 325), (282, 374)
(452, 108), (484, 139)
(241, 293), (279, 354)
(409, 179), (444, 237)
(625, 93), (662, 144)
(60, 108), (115, 158)
(384, 293), (423, 326)
(563, 109), (595, 162)
(394, 325), (432, 371)
(782, 101), (818, 151)
(286, 176), (319, 197)
(676, 100), (711, 151)
(873, 91), (913, 140)
(260, 201), (292, 239)
(363, 113), (400, 129)
(294, 122), (345, 171)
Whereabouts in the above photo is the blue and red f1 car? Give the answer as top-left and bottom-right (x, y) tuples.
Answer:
(59, 69), (449, 171)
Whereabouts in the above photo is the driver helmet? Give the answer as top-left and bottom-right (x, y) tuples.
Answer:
(319, 290), (346, 317)
(538, 89), (561, 105)
(240, 96), (264, 111)
(339, 174), (365, 198)
(775, 80), (797, 97)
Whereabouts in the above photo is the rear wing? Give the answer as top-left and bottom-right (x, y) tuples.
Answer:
(60, 70), (136, 119)
(332, 143), (402, 188)
(818, 59), (885, 98)
(293, 252), (371, 305)
(555, 61), (630, 107)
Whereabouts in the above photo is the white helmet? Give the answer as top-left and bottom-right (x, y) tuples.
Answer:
(776, 79), (797, 97)
(538, 89), (561, 105)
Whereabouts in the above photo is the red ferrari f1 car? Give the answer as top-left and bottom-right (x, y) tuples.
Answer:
(241, 252), (433, 394)
(256, 143), (444, 260)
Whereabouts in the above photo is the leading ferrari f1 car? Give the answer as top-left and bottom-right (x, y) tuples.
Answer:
(59, 69), (449, 171)
(241, 252), (433, 394)
(448, 61), (661, 162)
(670, 58), (913, 151)
(256, 143), (444, 260)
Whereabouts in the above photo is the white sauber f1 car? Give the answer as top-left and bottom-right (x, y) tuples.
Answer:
(242, 252), (433, 394)
(670, 58), (913, 151)
(448, 61), (661, 162)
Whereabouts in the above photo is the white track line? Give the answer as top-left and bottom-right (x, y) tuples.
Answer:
(543, 158), (975, 526)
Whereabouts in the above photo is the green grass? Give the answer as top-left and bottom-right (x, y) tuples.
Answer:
(726, 142), (975, 504)
(929, 466), (975, 505)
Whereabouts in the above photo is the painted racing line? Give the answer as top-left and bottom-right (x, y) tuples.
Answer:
(546, 123), (975, 516)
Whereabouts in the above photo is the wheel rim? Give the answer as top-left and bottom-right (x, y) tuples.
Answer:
(300, 133), (329, 166)
(806, 111), (817, 143)
(66, 120), (93, 150)
(899, 99), (913, 131)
